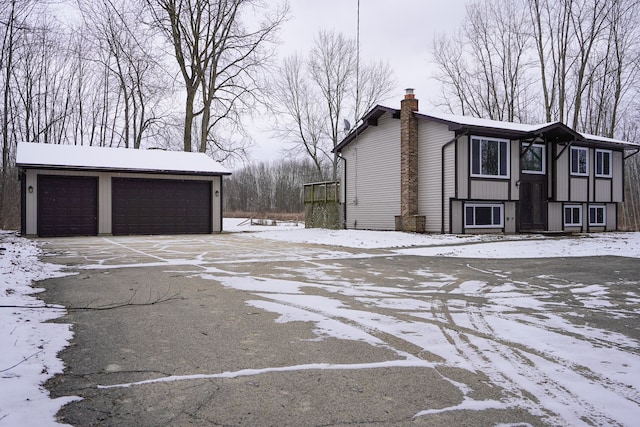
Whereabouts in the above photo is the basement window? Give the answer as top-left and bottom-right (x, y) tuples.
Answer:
(564, 205), (582, 226)
(471, 137), (510, 178)
(589, 205), (606, 226)
(465, 203), (504, 228)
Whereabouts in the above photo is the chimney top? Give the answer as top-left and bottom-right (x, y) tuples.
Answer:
(404, 88), (415, 99)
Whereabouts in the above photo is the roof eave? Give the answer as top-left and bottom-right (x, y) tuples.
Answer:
(334, 105), (397, 153)
(16, 163), (232, 176)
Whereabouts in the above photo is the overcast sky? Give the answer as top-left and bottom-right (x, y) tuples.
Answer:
(249, 0), (468, 162)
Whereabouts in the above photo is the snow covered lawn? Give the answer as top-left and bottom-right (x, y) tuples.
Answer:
(2, 222), (640, 425)
(0, 232), (78, 426)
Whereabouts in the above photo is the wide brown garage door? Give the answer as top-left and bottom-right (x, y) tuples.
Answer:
(112, 178), (212, 235)
(38, 175), (98, 237)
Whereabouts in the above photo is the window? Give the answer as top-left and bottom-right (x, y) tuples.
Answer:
(522, 143), (546, 174)
(595, 150), (612, 178)
(471, 137), (509, 178)
(570, 147), (588, 176)
(465, 203), (504, 228)
(564, 205), (582, 226)
(589, 205), (606, 226)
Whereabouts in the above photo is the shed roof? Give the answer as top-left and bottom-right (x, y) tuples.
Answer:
(334, 105), (640, 152)
(16, 142), (231, 176)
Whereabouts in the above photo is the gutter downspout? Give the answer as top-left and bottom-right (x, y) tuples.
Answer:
(219, 176), (224, 233)
(339, 152), (347, 229)
(441, 132), (467, 234)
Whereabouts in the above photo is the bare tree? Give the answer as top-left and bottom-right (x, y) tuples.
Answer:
(433, 0), (534, 122)
(146, 0), (289, 161)
(272, 30), (395, 181)
(271, 54), (326, 178)
(77, 0), (166, 149)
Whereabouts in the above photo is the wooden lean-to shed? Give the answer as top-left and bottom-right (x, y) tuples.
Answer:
(16, 142), (231, 237)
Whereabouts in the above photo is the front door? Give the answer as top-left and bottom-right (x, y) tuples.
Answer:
(519, 142), (547, 231)
(519, 175), (547, 231)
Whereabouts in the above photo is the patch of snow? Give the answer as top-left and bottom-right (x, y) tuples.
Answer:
(0, 232), (79, 426)
(225, 218), (640, 258)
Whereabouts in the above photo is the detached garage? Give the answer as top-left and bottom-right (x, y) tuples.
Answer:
(16, 142), (231, 237)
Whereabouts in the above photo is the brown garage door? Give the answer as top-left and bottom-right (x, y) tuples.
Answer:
(38, 175), (98, 237)
(112, 178), (212, 235)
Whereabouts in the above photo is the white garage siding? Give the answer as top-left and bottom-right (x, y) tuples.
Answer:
(343, 113), (401, 230)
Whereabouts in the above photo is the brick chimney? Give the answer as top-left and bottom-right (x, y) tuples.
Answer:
(395, 89), (426, 233)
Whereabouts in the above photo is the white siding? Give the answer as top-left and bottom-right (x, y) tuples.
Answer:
(342, 114), (400, 230)
(23, 169), (222, 235)
(417, 120), (455, 233)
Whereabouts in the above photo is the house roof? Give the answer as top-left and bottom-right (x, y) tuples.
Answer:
(334, 105), (640, 152)
(16, 142), (231, 176)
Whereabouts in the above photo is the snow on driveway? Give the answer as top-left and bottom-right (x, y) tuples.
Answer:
(2, 222), (640, 425)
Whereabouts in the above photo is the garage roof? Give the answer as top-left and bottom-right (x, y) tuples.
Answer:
(16, 142), (231, 176)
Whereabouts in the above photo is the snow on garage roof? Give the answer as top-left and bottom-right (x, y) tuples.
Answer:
(16, 142), (231, 175)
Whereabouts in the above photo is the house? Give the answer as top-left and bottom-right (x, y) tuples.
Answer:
(334, 90), (640, 234)
(16, 142), (231, 237)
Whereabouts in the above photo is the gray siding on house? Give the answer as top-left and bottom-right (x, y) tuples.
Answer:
(612, 151), (623, 202)
(457, 136), (469, 199)
(343, 113), (400, 230)
(417, 120), (455, 233)
(504, 201), (517, 232)
(469, 180), (510, 200)
(570, 178), (589, 201)
(548, 202), (563, 231)
(594, 179), (612, 202)
(23, 169), (222, 235)
(451, 200), (463, 234)
(606, 203), (617, 230)
(510, 141), (520, 200)
(555, 145), (570, 200)
(555, 145), (622, 204)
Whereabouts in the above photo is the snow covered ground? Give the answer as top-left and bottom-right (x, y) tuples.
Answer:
(2, 221), (640, 425)
(0, 232), (78, 427)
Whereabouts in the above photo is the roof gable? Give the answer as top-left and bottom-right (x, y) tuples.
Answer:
(16, 142), (231, 175)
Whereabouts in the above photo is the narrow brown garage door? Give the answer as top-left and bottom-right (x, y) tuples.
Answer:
(112, 178), (212, 235)
(38, 175), (98, 237)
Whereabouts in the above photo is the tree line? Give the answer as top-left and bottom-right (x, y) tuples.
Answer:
(1, 0), (640, 230)
(0, 0), (394, 227)
(223, 159), (328, 216)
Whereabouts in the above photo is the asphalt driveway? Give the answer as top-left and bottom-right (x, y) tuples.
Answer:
(38, 233), (640, 426)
